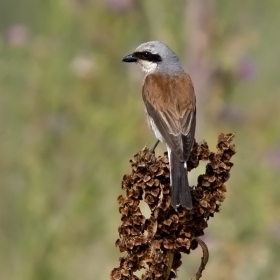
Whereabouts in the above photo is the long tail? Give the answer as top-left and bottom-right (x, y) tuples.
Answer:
(169, 150), (193, 209)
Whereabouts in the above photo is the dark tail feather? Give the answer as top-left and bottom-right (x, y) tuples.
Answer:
(170, 151), (193, 209)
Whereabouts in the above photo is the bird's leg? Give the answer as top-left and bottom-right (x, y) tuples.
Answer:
(150, 140), (160, 154)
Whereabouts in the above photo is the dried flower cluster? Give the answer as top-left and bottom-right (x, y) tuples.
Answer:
(111, 133), (236, 280)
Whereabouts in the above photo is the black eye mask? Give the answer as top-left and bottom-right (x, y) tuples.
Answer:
(133, 51), (162, 63)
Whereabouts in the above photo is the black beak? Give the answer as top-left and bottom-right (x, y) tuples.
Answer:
(122, 54), (137, 63)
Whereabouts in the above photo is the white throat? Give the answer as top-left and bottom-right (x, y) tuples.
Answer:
(138, 60), (157, 74)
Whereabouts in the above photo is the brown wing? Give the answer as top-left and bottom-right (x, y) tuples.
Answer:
(143, 73), (196, 162)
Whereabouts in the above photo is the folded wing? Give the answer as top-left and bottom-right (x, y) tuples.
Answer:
(142, 73), (196, 162)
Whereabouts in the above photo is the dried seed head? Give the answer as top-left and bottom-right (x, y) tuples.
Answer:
(111, 133), (236, 280)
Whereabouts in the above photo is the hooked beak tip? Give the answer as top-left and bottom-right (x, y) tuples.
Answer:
(122, 54), (137, 63)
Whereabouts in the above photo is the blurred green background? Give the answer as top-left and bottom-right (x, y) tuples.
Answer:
(1, 0), (280, 279)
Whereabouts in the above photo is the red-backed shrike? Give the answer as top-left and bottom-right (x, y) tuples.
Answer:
(122, 41), (196, 209)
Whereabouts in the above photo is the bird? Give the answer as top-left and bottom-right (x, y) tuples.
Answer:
(122, 41), (196, 209)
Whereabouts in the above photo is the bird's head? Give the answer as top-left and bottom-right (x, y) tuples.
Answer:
(122, 41), (182, 74)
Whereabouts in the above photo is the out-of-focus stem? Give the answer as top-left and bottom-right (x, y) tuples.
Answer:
(185, 0), (216, 137)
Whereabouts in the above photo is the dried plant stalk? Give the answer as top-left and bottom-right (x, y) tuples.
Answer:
(111, 133), (236, 280)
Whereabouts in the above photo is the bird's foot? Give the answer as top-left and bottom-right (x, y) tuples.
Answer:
(150, 140), (160, 154)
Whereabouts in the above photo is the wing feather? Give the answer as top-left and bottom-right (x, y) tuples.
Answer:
(143, 73), (196, 162)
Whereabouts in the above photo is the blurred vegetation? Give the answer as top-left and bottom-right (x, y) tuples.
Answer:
(0, 0), (279, 279)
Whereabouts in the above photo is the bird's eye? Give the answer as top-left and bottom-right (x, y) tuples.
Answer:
(142, 51), (150, 59)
